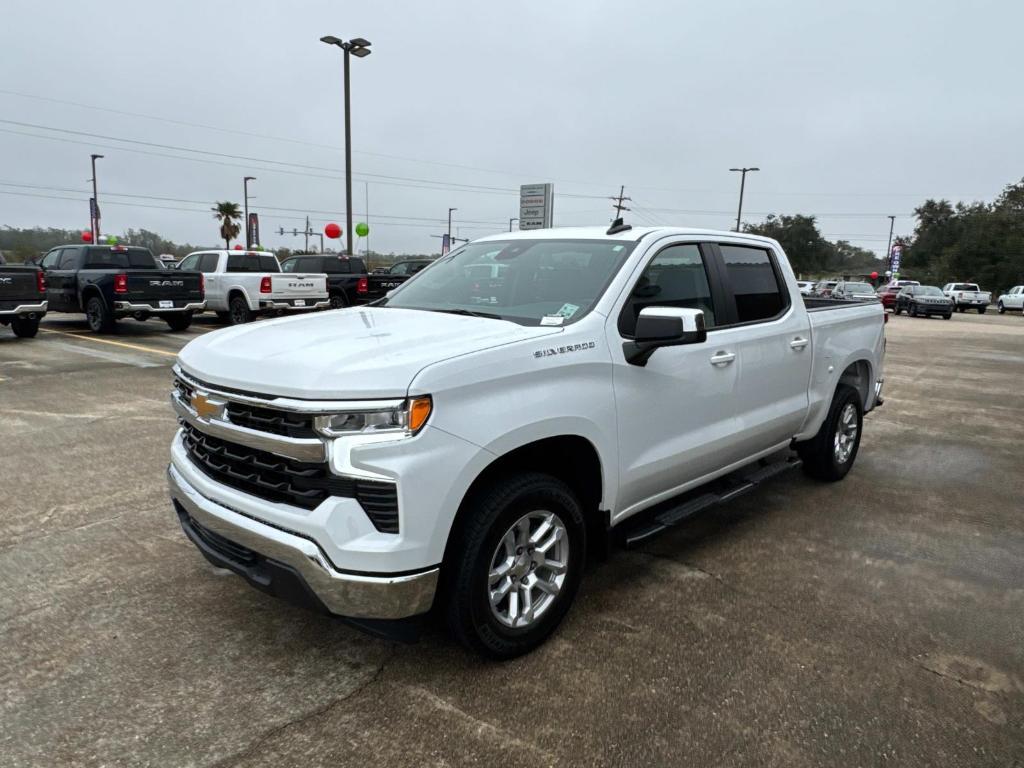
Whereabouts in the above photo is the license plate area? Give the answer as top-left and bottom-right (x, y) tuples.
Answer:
(159, 300), (174, 309)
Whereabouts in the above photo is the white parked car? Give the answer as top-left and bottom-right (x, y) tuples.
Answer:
(168, 226), (885, 658)
(177, 250), (329, 324)
(796, 280), (815, 295)
(942, 282), (991, 314)
(996, 286), (1024, 313)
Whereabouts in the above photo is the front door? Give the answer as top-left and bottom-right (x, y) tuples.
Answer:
(609, 240), (744, 520)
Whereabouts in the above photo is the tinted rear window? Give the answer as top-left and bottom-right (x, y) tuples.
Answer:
(953, 284), (978, 291)
(720, 245), (787, 323)
(83, 247), (158, 269)
(227, 253), (280, 272)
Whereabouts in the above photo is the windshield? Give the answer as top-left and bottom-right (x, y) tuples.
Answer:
(381, 238), (636, 325)
(844, 282), (874, 293)
(917, 286), (944, 296)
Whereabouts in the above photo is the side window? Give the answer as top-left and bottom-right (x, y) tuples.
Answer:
(719, 245), (787, 324)
(58, 249), (79, 269)
(258, 254), (280, 272)
(323, 259), (345, 274)
(350, 258), (366, 274)
(198, 254), (219, 272)
(390, 262), (409, 276)
(281, 259), (298, 273)
(41, 249), (64, 269)
(178, 254), (200, 271)
(226, 254), (246, 272)
(619, 244), (716, 337)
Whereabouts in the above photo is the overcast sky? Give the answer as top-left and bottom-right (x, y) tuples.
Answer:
(2, 0), (1021, 256)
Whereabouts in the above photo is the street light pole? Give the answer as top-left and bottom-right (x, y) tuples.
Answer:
(90, 154), (103, 242)
(448, 207), (457, 245)
(509, 217), (519, 232)
(320, 35), (372, 257)
(729, 167), (759, 232)
(243, 176), (256, 248)
(885, 215), (896, 269)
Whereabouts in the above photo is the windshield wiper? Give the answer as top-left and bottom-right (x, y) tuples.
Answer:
(427, 307), (504, 320)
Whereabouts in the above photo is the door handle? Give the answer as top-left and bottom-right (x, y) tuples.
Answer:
(709, 351), (736, 366)
(789, 337), (809, 350)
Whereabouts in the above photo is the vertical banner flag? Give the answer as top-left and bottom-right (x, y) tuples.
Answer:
(441, 233), (450, 256)
(890, 244), (902, 275)
(247, 213), (260, 248)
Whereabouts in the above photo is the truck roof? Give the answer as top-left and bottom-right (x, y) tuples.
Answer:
(475, 225), (779, 247)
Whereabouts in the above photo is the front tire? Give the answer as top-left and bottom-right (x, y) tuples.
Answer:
(228, 295), (253, 325)
(164, 311), (193, 332)
(11, 316), (40, 338)
(909, 303), (918, 317)
(329, 292), (348, 309)
(85, 296), (115, 333)
(796, 384), (863, 482)
(944, 312), (952, 320)
(894, 304), (903, 315)
(998, 302), (1005, 314)
(978, 306), (986, 314)
(443, 473), (586, 660)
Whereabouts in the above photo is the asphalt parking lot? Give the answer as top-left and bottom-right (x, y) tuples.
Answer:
(1, 309), (1022, 767)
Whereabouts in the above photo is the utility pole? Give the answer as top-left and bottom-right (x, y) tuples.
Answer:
(320, 35), (372, 257)
(609, 185), (631, 220)
(365, 181), (370, 257)
(90, 154), (103, 242)
(729, 167), (759, 232)
(885, 215), (896, 268)
(243, 176), (256, 247)
(448, 207), (457, 244)
(304, 215), (310, 253)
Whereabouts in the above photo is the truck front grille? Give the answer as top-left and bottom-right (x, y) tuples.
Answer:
(181, 422), (399, 532)
(224, 403), (316, 439)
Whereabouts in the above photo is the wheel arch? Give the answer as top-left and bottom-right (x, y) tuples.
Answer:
(838, 358), (873, 410)
(80, 284), (107, 309)
(441, 434), (609, 575)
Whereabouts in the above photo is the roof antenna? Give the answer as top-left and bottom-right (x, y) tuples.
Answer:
(606, 185), (633, 234)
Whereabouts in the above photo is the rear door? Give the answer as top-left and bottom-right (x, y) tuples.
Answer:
(708, 242), (813, 453)
(55, 248), (82, 311)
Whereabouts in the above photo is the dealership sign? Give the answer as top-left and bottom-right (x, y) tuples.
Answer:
(890, 244), (902, 275)
(519, 184), (554, 230)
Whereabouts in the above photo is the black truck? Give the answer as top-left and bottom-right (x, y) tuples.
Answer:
(362, 258), (434, 302)
(36, 244), (204, 333)
(280, 254), (369, 308)
(0, 258), (47, 338)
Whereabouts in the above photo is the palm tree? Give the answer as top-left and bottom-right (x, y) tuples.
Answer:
(212, 201), (242, 250)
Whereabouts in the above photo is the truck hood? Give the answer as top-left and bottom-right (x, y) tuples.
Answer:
(177, 307), (562, 399)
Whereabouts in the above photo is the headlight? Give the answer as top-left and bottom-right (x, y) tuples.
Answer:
(314, 396), (432, 438)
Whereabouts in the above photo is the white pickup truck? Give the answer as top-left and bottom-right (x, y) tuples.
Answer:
(942, 282), (991, 313)
(167, 226), (885, 658)
(177, 249), (329, 324)
(996, 286), (1024, 313)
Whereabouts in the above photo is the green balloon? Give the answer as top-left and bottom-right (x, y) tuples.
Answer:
(106, 235), (118, 244)
(355, 222), (369, 237)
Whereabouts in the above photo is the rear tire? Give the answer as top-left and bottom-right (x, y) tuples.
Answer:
(85, 295), (115, 333)
(164, 311), (193, 332)
(894, 304), (903, 315)
(957, 305), (965, 313)
(329, 293), (348, 309)
(215, 311), (231, 324)
(997, 302), (1005, 314)
(978, 306), (986, 314)
(228, 295), (253, 325)
(11, 316), (40, 338)
(943, 313), (952, 320)
(443, 472), (586, 660)
(796, 384), (863, 482)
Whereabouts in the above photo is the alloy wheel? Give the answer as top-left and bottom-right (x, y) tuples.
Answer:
(833, 402), (859, 465)
(487, 510), (568, 629)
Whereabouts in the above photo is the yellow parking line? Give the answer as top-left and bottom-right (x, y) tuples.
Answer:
(40, 329), (179, 358)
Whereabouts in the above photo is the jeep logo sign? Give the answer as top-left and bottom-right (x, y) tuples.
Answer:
(150, 280), (184, 287)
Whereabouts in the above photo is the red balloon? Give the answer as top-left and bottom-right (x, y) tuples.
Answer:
(870, 271), (879, 280)
(324, 222), (342, 239)
(81, 230), (93, 243)
(233, 244), (244, 250)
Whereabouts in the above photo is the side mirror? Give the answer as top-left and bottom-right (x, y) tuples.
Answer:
(623, 307), (707, 366)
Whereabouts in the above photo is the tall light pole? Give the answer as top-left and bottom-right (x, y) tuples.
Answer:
(448, 207), (457, 247)
(320, 35), (372, 256)
(90, 154), (103, 242)
(729, 167), (759, 232)
(884, 215), (896, 270)
(509, 217), (519, 232)
(243, 176), (256, 248)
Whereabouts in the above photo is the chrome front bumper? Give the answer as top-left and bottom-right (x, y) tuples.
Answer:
(114, 300), (206, 313)
(168, 464), (438, 619)
(0, 301), (47, 317)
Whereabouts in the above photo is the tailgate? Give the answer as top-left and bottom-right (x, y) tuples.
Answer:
(366, 274), (408, 299)
(271, 273), (327, 298)
(0, 267), (44, 311)
(124, 269), (204, 305)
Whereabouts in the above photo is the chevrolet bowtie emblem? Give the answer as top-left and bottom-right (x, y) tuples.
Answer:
(191, 392), (225, 420)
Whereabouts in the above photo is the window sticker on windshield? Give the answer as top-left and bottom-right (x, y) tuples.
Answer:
(540, 315), (565, 326)
(556, 303), (579, 318)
